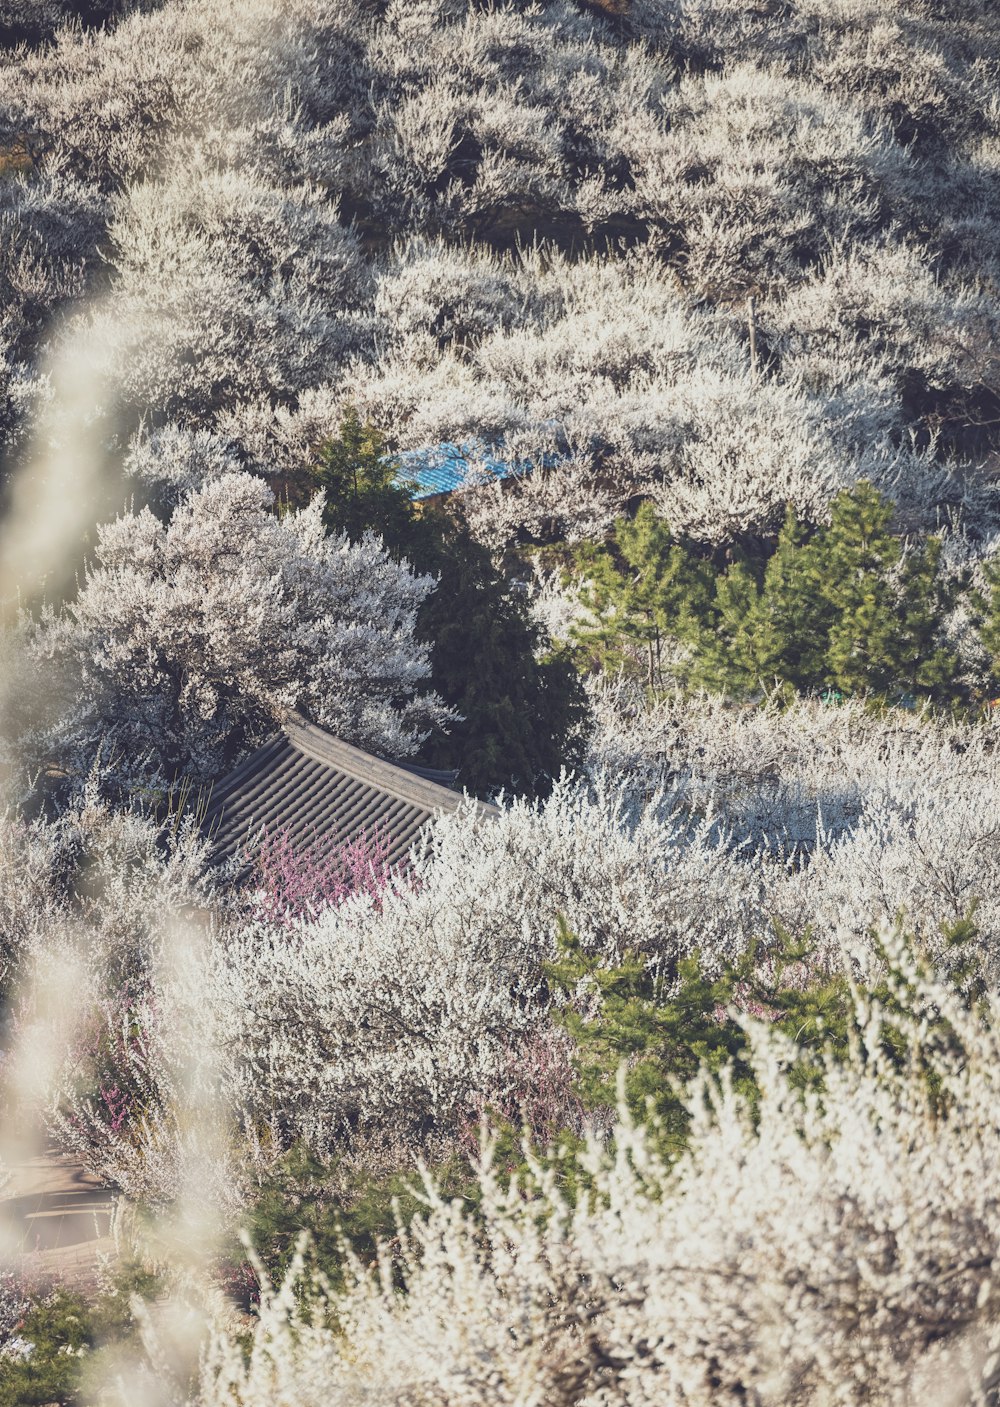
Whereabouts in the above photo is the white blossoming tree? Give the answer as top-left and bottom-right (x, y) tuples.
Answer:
(31, 471), (451, 789)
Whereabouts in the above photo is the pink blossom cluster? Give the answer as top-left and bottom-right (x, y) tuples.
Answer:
(252, 825), (394, 928)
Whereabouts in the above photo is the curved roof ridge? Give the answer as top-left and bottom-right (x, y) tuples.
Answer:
(283, 713), (497, 819)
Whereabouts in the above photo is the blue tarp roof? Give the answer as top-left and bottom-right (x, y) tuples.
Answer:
(393, 441), (533, 501)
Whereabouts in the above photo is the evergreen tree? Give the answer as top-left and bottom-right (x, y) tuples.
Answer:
(972, 557), (1000, 701)
(685, 516), (832, 698)
(414, 516), (587, 795)
(310, 408), (418, 546)
(545, 911), (980, 1157)
(756, 510), (834, 690)
(573, 503), (713, 687)
(575, 484), (959, 705)
(803, 485), (957, 700)
(688, 556), (768, 695)
(818, 483), (906, 695)
(694, 487), (918, 698)
(893, 538), (960, 697)
(544, 918), (855, 1155)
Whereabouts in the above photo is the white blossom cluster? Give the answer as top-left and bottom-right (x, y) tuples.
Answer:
(5, 689), (1000, 1399)
(4, 4), (1000, 1396)
(588, 683), (1000, 968)
(41, 697), (1000, 1206)
(0, 1264), (27, 1364)
(0, 0), (999, 545)
(28, 472), (450, 787)
(0, 785), (211, 999)
(188, 937), (1000, 1407)
(44, 775), (759, 1204)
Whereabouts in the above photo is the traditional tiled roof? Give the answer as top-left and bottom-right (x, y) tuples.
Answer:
(202, 713), (497, 874)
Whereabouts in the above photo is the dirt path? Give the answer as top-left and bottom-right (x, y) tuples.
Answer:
(1, 1149), (117, 1287)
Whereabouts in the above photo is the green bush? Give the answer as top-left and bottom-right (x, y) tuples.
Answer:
(240, 1144), (478, 1301)
(0, 1261), (161, 1407)
(546, 909), (985, 1156)
(545, 919), (854, 1154)
(0, 1288), (91, 1407)
(574, 485), (961, 705)
(232, 909), (987, 1303)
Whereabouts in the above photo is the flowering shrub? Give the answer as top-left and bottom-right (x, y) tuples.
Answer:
(6, 4), (1000, 1401)
(1, 0), (999, 546)
(30, 473), (452, 790)
(0, 790), (211, 998)
(43, 777), (765, 1196)
(251, 826), (394, 928)
(0, 1269), (24, 1342)
(40, 724), (1000, 1209)
(193, 930), (1000, 1407)
(47, 924), (247, 1222)
(464, 1023), (586, 1153)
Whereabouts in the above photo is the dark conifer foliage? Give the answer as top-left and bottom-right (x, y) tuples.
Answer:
(574, 485), (962, 705)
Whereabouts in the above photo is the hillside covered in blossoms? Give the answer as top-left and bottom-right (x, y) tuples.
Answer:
(3, 1), (1000, 1404)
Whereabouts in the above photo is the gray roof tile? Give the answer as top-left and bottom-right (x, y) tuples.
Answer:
(202, 713), (497, 875)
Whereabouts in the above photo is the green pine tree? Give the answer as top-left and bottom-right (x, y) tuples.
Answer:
(545, 909), (982, 1158)
(412, 511), (588, 795)
(756, 509), (835, 690)
(817, 486), (959, 700)
(311, 407), (417, 544)
(685, 556), (765, 694)
(817, 483), (904, 695)
(893, 538), (960, 698)
(972, 556), (1000, 703)
(544, 917), (856, 1155)
(574, 484), (958, 705)
(572, 502), (713, 687)
(683, 514), (831, 698)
